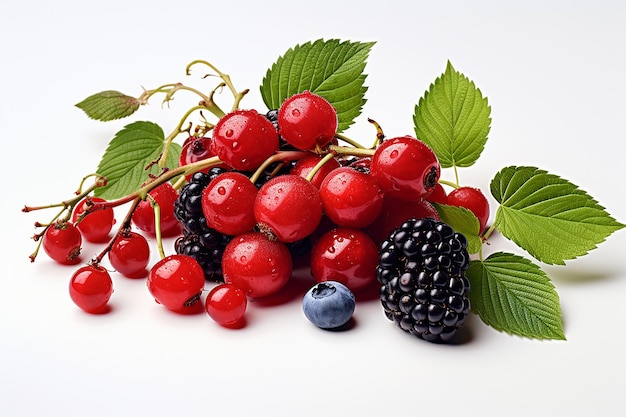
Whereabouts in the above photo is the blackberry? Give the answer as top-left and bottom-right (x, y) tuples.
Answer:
(174, 168), (231, 281)
(377, 218), (471, 343)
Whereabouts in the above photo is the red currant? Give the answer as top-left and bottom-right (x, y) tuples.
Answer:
(289, 154), (341, 189)
(254, 174), (323, 243)
(222, 232), (292, 299)
(205, 283), (248, 328)
(69, 264), (113, 313)
(178, 136), (220, 181)
(370, 136), (440, 201)
(447, 186), (490, 232)
(201, 171), (258, 236)
(319, 166), (384, 228)
(132, 182), (182, 237)
(310, 227), (379, 293)
(71, 197), (115, 243)
(42, 221), (82, 265)
(425, 182), (448, 205)
(277, 91), (338, 151)
(211, 109), (279, 171)
(147, 254), (205, 313)
(108, 231), (150, 278)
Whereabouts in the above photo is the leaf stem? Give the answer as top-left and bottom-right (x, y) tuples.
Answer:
(438, 179), (459, 189)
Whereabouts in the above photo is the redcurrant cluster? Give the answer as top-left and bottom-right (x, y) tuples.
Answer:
(25, 90), (490, 335)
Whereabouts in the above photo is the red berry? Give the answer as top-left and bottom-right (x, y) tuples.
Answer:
(205, 283), (248, 328)
(72, 197), (115, 243)
(289, 154), (341, 189)
(201, 171), (258, 236)
(178, 136), (221, 181)
(222, 232), (292, 299)
(254, 174), (323, 243)
(277, 91), (338, 151)
(147, 254), (205, 313)
(132, 182), (182, 237)
(319, 166), (384, 228)
(69, 265), (113, 313)
(211, 109), (279, 171)
(370, 136), (440, 201)
(310, 227), (379, 293)
(42, 221), (82, 265)
(447, 186), (490, 232)
(425, 182), (448, 205)
(108, 231), (150, 278)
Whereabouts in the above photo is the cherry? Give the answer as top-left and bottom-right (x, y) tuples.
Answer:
(71, 197), (115, 243)
(277, 91), (338, 151)
(319, 166), (384, 228)
(447, 186), (490, 232)
(42, 221), (82, 265)
(310, 227), (379, 293)
(370, 136), (440, 201)
(221, 232), (292, 299)
(425, 182), (448, 205)
(205, 283), (248, 328)
(131, 182), (182, 237)
(178, 136), (221, 181)
(147, 254), (205, 313)
(108, 230), (150, 278)
(289, 154), (341, 189)
(254, 174), (323, 243)
(211, 109), (279, 171)
(69, 264), (113, 313)
(201, 171), (258, 236)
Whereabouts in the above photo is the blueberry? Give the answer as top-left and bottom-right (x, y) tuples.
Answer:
(302, 281), (356, 329)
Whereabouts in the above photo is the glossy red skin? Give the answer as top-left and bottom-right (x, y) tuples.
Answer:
(42, 222), (82, 265)
(178, 136), (222, 180)
(69, 265), (113, 313)
(278, 91), (338, 151)
(222, 232), (292, 299)
(365, 196), (440, 245)
(310, 227), (379, 293)
(205, 283), (248, 327)
(211, 109), (279, 171)
(202, 172), (258, 236)
(447, 186), (490, 232)
(147, 254), (205, 313)
(254, 174), (323, 243)
(319, 167), (384, 228)
(108, 231), (150, 278)
(132, 182), (182, 237)
(72, 197), (115, 243)
(290, 154), (341, 189)
(370, 136), (440, 201)
(425, 182), (448, 205)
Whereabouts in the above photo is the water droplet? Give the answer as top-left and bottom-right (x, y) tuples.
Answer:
(328, 246), (336, 254)
(291, 109), (301, 117)
(390, 149), (399, 159)
(225, 129), (234, 137)
(232, 141), (239, 149)
(336, 237), (344, 243)
(217, 186), (226, 195)
(240, 255), (247, 263)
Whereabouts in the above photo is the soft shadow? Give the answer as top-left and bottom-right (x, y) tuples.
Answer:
(544, 264), (622, 285)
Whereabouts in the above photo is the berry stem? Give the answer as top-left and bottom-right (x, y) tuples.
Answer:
(438, 179), (459, 189)
(185, 59), (249, 111)
(148, 195), (167, 260)
(334, 133), (366, 149)
(91, 197), (142, 266)
(305, 152), (336, 182)
(327, 144), (375, 158)
(248, 151), (309, 184)
(367, 118), (385, 148)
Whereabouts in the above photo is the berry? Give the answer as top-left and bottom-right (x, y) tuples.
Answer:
(319, 166), (384, 228)
(132, 182), (181, 237)
(377, 218), (471, 343)
(211, 109), (279, 171)
(201, 171), (258, 236)
(254, 174), (323, 243)
(147, 254), (205, 313)
(72, 197), (115, 243)
(290, 154), (341, 189)
(302, 281), (355, 329)
(174, 168), (227, 235)
(425, 183), (448, 205)
(69, 265), (113, 313)
(175, 232), (230, 282)
(277, 91), (338, 151)
(205, 283), (248, 328)
(178, 136), (220, 181)
(447, 186), (490, 232)
(42, 221), (82, 265)
(310, 227), (379, 293)
(108, 231), (150, 278)
(370, 136), (440, 201)
(221, 232), (292, 299)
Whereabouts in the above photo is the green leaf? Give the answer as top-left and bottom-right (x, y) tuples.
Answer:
(94, 121), (181, 200)
(491, 166), (624, 265)
(413, 61), (491, 168)
(467, 252), (565, 340)
(260, 38), (374, 133)
(75, 90), (140, 121)
(433, 203), (482, 254)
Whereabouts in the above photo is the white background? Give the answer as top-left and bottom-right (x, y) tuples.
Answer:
(2, 1), (625, 416)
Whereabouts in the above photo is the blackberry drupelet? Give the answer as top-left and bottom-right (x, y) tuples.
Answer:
(377, 218), (471, 343)
(174, 168), (231, 281)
